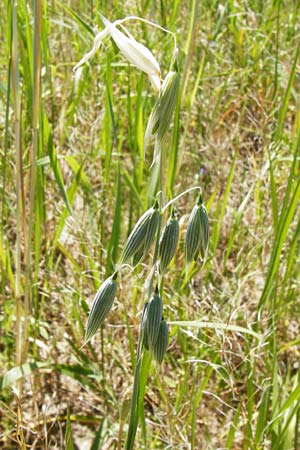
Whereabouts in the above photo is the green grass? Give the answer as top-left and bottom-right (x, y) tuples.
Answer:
(1, 0), (300, 449)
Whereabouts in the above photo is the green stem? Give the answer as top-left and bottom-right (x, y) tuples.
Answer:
(125, 332), (151, 450)
(11, 0), (23, 371)
(162, 185), (201, 212)
(23, 0), (42, 362)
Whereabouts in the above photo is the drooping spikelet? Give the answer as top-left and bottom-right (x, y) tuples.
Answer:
(198, 202), (209, 259)
(85, 273), (118, 343)
(143, 288), (163, 351)
(185, 196), (209, 262)
(100, 15), (161, 90)
(153, 319), (169, 364)
(74, 15), (161, 92)
(140, 301), (149, 351)
(120, 201), (160, 265)
(158, 210), (179, 273)
(186, 205), (201, 262)
(144, 69), (179, 153)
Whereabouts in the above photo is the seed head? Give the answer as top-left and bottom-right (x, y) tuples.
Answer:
(101, 16), (161, 85)
(143, 288), (163, 351)
(144, 69), (179, 152)
(143, 202), (161, 257)
(132, 247), (145, 267)
(140, 302), (150, 351)
(158, 211), (179, 273)
(74, 15), (161, 92)
(153, 319), (169, 364)
(85, 273), (118, 343)
(186, 197), (209, 262)
(73, 28), (108, 72)
(120, 201), (160, 265)
(198, 202), (209, 259)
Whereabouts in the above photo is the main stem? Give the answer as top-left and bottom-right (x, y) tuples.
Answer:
(11, 1), (23, 375)
(23, 0), (42, 362)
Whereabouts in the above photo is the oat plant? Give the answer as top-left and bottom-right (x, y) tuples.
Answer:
(74, 14), (209, 449)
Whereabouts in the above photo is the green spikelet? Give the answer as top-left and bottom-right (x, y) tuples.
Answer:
(120, 201), (160, 265)
(153, 319), (169, 364)
(132, 247), (145, 267)
(85, 273), (118, 343)
(143, 202), (161, 257)
(185, 196), (209, 262)
(144, 288), (163, 351)
(185, 204), (201, 262)
(158, 210), (179, 273)
(140, 302), (149, 351)
(199, 202), (209, 260)
(144, 69), (179, 151)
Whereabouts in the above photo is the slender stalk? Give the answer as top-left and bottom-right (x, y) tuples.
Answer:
(11, 0), (23, 370)
(2, 35), (11, 229)
(23, 0), (42, 361)
(181, 0), (199, 99)
(125, 324), (148, 450)
(162, 186), (202, 212)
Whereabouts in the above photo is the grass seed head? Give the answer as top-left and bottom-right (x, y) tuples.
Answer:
(144, 288), (163, 351)
(153, 319), (169, 364)
(140, 302), (150, 351)
(158, 211), (179, 273)
(198, 202), (209, 260)
(74, 15), (161, 92)
(120, 202), (160, 265)
(132, 247), (145, 266)
(143, 201), (161, 257)
(84, 273), (118, 343)
(144, 69), (179, 151)
(100, 15), (161, 90)
(185, 196), (209, 262)
(185, 204), (202, 262)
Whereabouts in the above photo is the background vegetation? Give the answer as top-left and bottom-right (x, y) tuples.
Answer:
(1, 0), (300, 448)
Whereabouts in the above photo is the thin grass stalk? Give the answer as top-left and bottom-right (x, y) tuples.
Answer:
(2, 33), (11, 229)
(23, 0), (42, 362)
(258, 131), (300, 313)
(269, 292), (278, 445)
(1, 5), (13, 297)
(125, 340), (151, 450)
(191, 358), (216, 449)
(125, 331), (144, 450)
(273, 0), (281, 101)
(11, 0), (23, 370)
(181, 0), (199, 100)
(167, 83), (181, 197)
(294, 371), (300, 449)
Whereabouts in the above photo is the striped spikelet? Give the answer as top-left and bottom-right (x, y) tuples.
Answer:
(199, 202), (209, 259)
(132, 247), (145, 267)
(120, 201), (160, 265)
(143, 288), (163, 351)
(140, 302), (149, 350)
(85, 273), (118, 343)
(153, 319), (169, 364)
(143, 204), (161, 257)
(144, 69), (179, 151)
(158, 210), (179, 273)
(186, 204), (201, 262)
(186, 196), (209, 262)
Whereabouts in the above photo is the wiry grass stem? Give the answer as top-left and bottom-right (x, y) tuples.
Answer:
(11, 0), (23, 371)
(23, 0), (42, 363)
